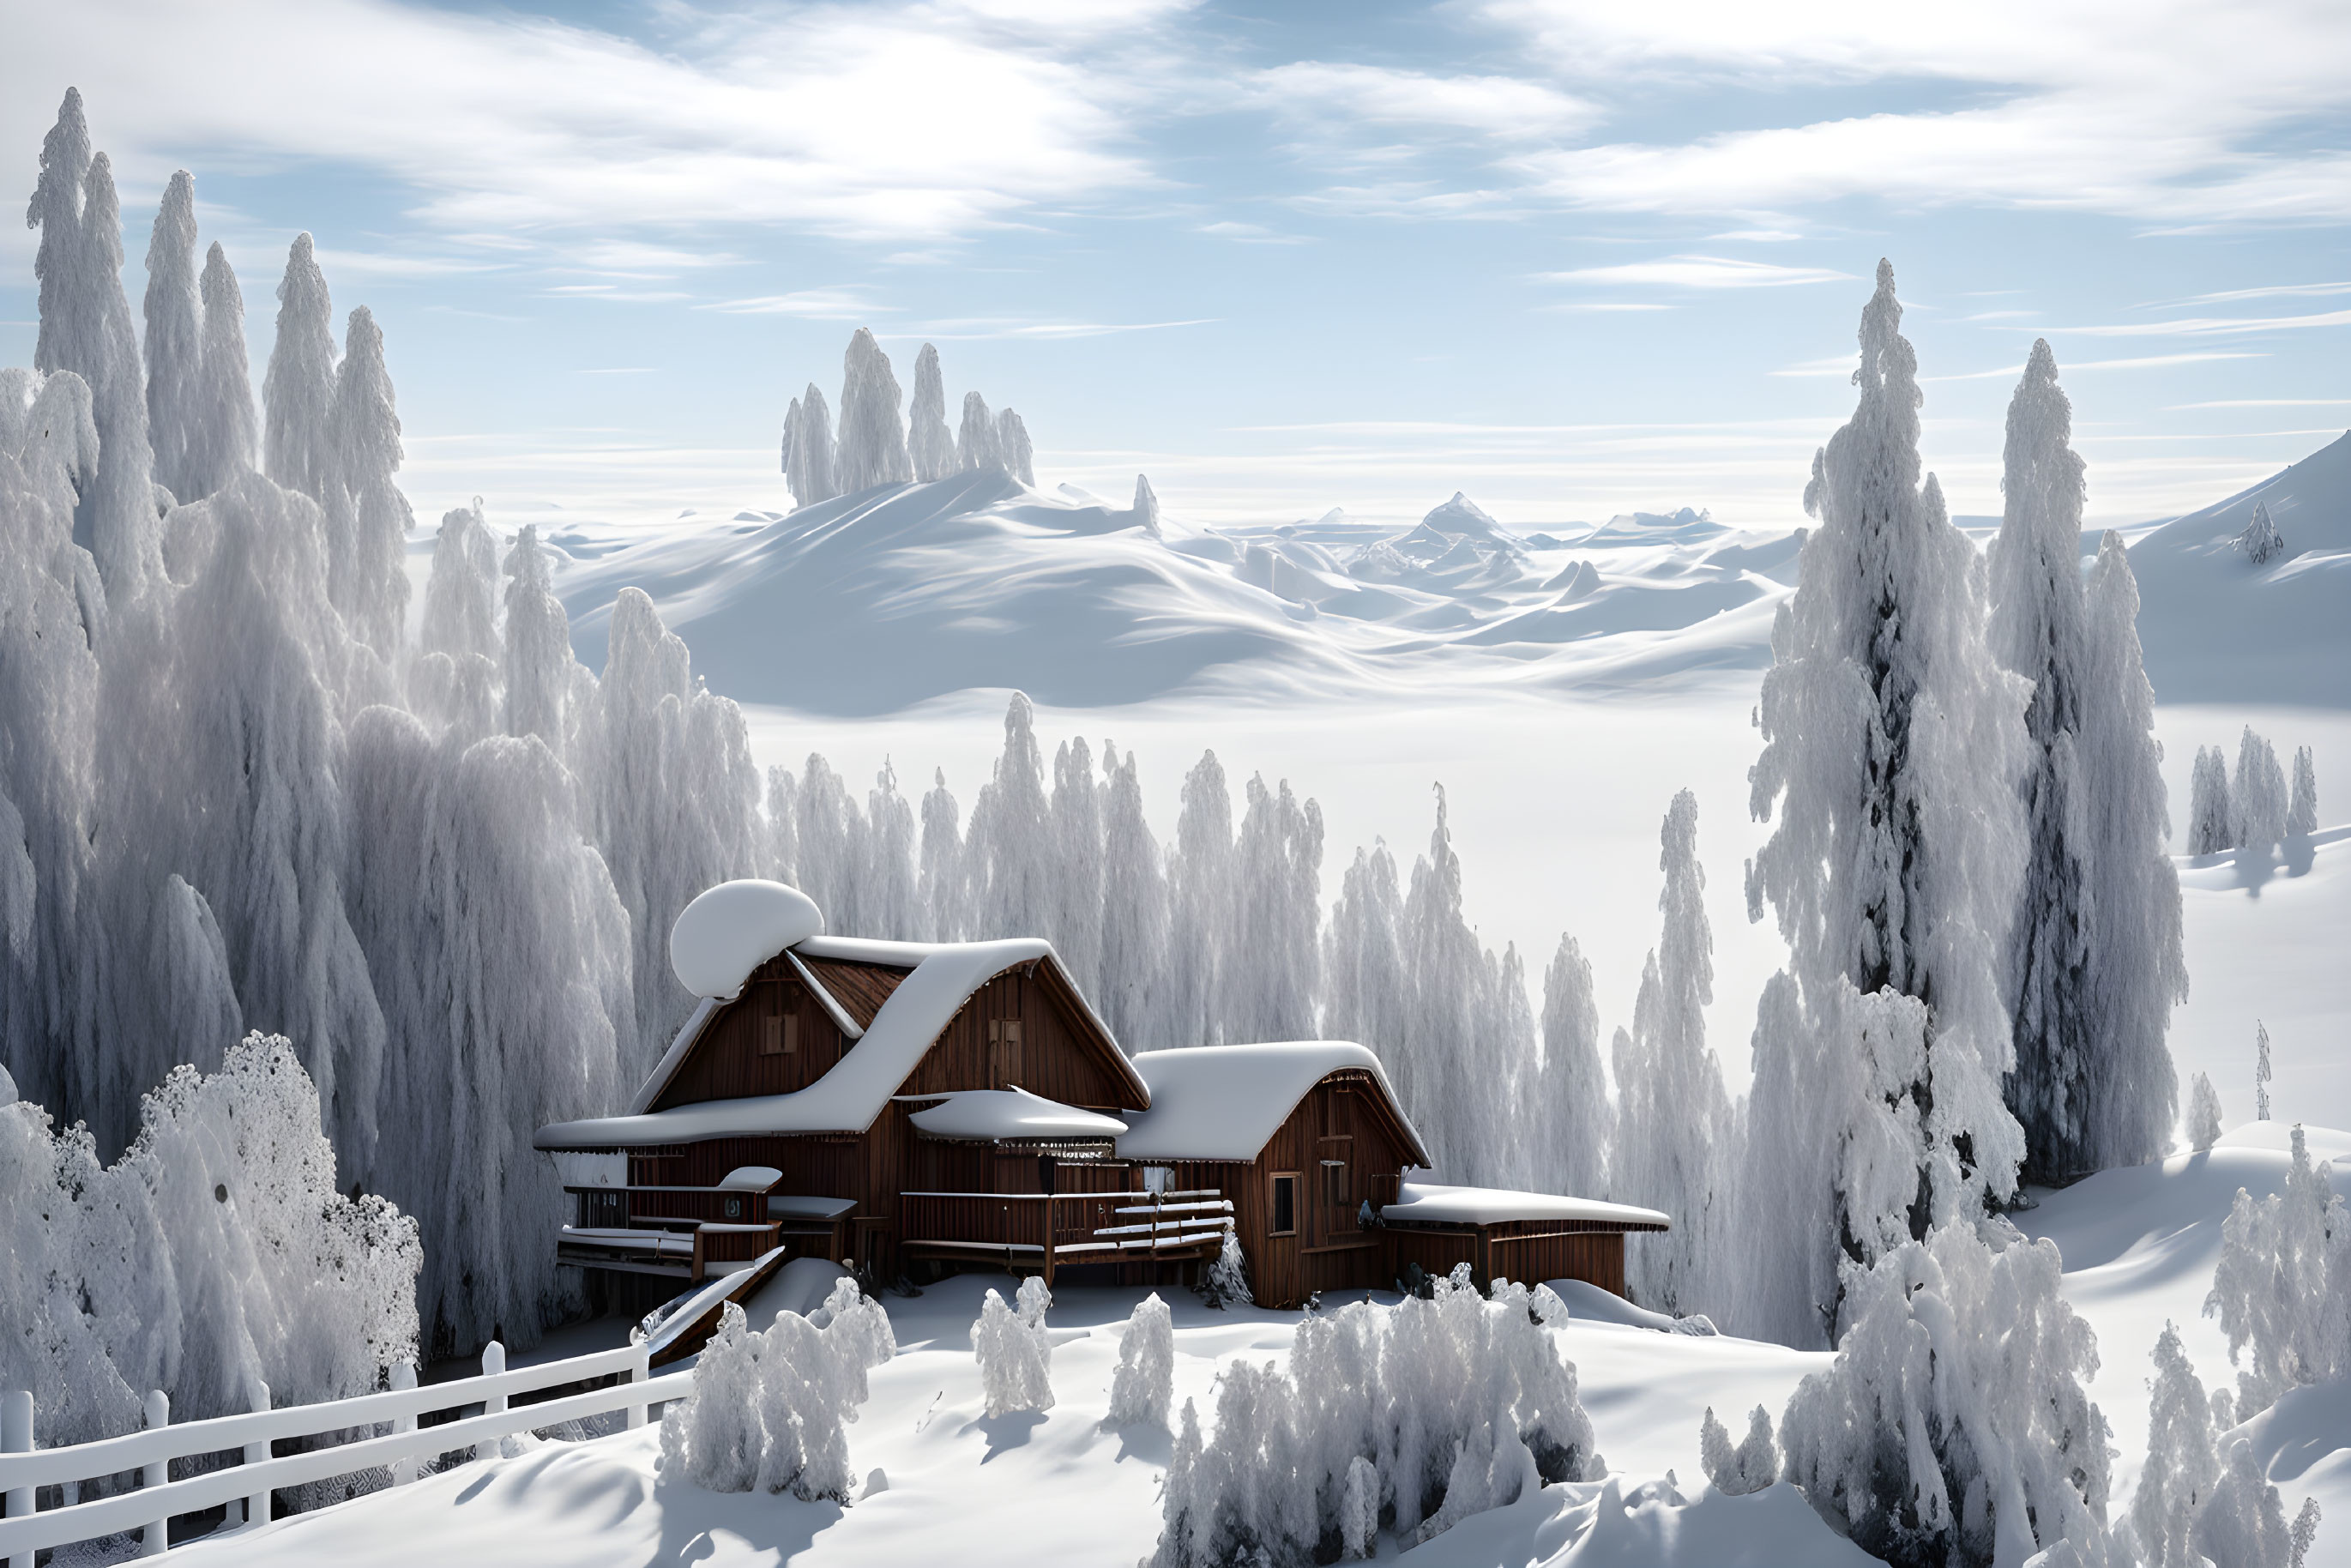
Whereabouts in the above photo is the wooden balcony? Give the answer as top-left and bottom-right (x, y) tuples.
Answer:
(558, 1179), (855, 1282)
(899, 1189), (1229, 1284)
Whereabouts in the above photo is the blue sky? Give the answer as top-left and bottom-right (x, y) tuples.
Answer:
(5, 0), (2349, 530)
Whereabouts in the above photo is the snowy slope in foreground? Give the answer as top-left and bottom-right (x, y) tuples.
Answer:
(547, 474), (1792, 715)
(183, 1135), (2348, 1568)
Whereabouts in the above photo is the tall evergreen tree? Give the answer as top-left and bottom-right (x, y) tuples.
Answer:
(184, 242), (257, 503)
(330, 306), (413, 654)
(907, 342), (955, 482)
(957, 390), (1001, 473)
(1538, 930), (1610, 1198)
(142, 171), (202, 503)
(262, 233), (337, 506)
(835, 328), (912, 493)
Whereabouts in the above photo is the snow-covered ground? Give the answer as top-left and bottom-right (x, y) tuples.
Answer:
(181, 1124), (2349, 1566)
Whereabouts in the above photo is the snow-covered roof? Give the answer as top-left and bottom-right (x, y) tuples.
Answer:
(1116, 1041), (1431, 1165)
(538, 938), (1146, 1149)
(904, 1086), (1127, 1143)
(1381, 1180), (1670, 1231)
(669, 880), (823, 1000)
(625, 997), (720, 1116)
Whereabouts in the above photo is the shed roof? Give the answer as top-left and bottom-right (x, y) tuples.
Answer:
(1381, 1180), (1670, 1230)
(1115, 1041), (1432, 1166)
(904, 1086), (1128, 1143)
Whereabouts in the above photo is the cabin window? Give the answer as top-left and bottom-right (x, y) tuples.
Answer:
(1269, 1173), (1298, 1237)
(1142, 1165), (1172, 1195)
(987, 1018), (1024, 1085)
(1322, 1159), (1348, 1209)
(759, 992), (797, 1056)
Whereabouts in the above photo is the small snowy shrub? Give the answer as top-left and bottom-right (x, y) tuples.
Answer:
(1150, 1274), (1602, 1568)
(2192, 1438), (2321, 1568)
(659, 1278), (895, 1499)
(2189, 1074), (2226, 1153)
(1780, 1221), (2109, 1568)
(1699, 1405), (1779, 1496)
(2233, 728), (2289, 851)
(0, 1033), (421, 1446)
(2133, 1323), (2225, 1568)
(1109, 1292), (1174, 1427)
(972, 1278), (1054, 1417)
(2202, 1125), (2349, 1416)
(2286, 747), (2318, 838)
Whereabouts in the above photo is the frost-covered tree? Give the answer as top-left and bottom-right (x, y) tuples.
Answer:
(1097, 742), (1168, 1048)
(1325, 840), (1409, 1071)
(142, 171), (203, 503)
(185, 242), (258, 504)
(865, 762), (920, 941)
(2287, 746), (2318, 837)
(1741, 261), (2028, 1339)
(1108, 1293), (1174, 1428)
(2193, 1439), (2322, 1568)
(917, 767), (965, 943)
(2256, 1021), (2272, 1121)
(262, 233), (338, 507)
(957, 389), (1001, 473)
(907, 342), (955, 482)
(29, 94), (160, 601)
(659, 1282), (895, 1499)
(2237, 499), (2285, 566)
(964, 693), (1054, 942)
(1134, 473), (1162, 534)
(329, 307), (413, 654)
(1229, 773), (1323, 1042)
(973, 1277), (1054, 1416)
(1780, 1221), (2111, 1568)
(2202, 1124), (2348, 1415)
(2234, 727), (2288, 850)
(835, 328), (912, 494)
(997, 407), (1034, 486)
(1613, 790), (1732, 1313)
(0, 1034), (421, 1447)
(1537, 930), (1610, 1198)
(1699, 1405), (1779, 1497)
(2134, 1322), (2225, 1568)
(782, 383), (837, 509)
(419, 502), (500, 663)
(503, 524), (582, 749)
(2190, 745), (2234, 853)
(1050, 738), (1105, 998)
(1165, 751), (1233, 1046)
(2189, 1072), (2225, 1152)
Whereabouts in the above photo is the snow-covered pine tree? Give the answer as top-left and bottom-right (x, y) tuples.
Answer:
(1098, 741), (1169, 1049)
(835, 328), (912, 494)
(1133, 473), (1162, 534)
(1539, 930), (1611, 1198)
(1324, 841), (1408, 1078)
(419, 502), (501, 664)
(963, 693), (1053, 940)
(2189, 745), (2234, 853)
(1164, 751), (1233, 1046)
(1612, 789), (1731, 1313)
(2255, 1021), (2271, 1121)
(262, 233), (338, 508)
(865, 761), (919, 941)
(1050, 738), (1105, 998)
(2233, 727), (2288, 849)
(784, 383), (837, 508)
(957, 389), (1001, 473)
(1741, 260), (2029, 1342)
(2287, 745), (2318, 836)
(918, 767), (966, 942)
(503, 523), (582, 750)
(186, 242), (258, 503)
(1229, 774), (1324, 1043)
(2132, 1322), (2225, 1568)
(2203, 1125), (2350, 1414)
(907, 343), (955, 482)
(2188, 1072), (2224, 1152)
(2237, 498), (2285, 565)
(29, 94), (160, 601)
(997, 407), (1034, 486)
(330, 307), (413, 654)
(142, 171), (203, 504)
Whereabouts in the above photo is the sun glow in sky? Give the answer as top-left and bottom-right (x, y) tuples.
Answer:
(4, 0), (2348, 529)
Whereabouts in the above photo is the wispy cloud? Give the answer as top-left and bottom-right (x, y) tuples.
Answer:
(2039, 307), (2351, 338)
(1540, 255), (1856, 289)
(545, 284), (690, 303)
(1199, 220), (1312, 245)
(2144, 280), (2351, 308)
(2166, 397), (2351, 409)
(1540, 300), (1673, 312)
(1926, 351), (2265, 382)
(889, 317), (1218, 341)
(1247, 61), (1599, 141)
(703, 288), (895, 319)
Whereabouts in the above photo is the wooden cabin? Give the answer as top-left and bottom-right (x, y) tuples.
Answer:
(535, 880), (1669, 1312)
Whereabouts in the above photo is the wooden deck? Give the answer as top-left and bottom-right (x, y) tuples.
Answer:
(899, 1189), (1229, 1284)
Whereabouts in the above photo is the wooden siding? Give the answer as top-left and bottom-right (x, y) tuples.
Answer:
(1385, 1221), (1632, 1298)
(647, 957), (856, 1110)
(898, 965), (1134, 1111)
(795, 956), (908, 1029)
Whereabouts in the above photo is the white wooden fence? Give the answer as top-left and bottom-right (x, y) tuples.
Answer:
(0, 1340), (690, 1562)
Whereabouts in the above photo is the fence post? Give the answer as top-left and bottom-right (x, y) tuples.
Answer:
(242, 1379), (270, 1528)
(140, 1389), (169, 1558)
(474, 1342), (506, 1463)
(625, 1339), (649, 1430)
(389, 1364), (417, 1486)
(3, 1390), (33, 1568)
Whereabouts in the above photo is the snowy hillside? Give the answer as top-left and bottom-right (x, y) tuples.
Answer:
(541, 478), (1791, 714)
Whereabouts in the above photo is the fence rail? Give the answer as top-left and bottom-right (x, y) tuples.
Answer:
(0, 1337), (686, 1563)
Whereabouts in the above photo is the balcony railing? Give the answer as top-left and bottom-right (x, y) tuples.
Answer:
(898, 1189), (1229, 1282)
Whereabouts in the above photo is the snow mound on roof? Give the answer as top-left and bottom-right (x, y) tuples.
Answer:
(1118, 1040), (1428, 1164)
(1383, 1180), (1669, 1230)
(907, 1086), (1127, 1143)
(670, 880), (823, 1000)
